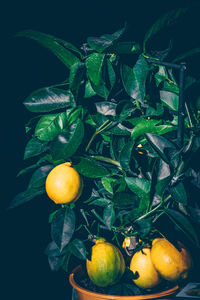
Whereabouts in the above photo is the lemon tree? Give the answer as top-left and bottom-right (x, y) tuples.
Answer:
(9, 8), (200, 295)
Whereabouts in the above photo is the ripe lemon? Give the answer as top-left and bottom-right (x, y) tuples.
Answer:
(151, 238), (192, 282)
(86, 239), (125, 287)
(130, 248), (161, 289)
(45, 162), (83, 204)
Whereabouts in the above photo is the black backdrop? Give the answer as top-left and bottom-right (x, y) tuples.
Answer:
(1, 0), (200, 299)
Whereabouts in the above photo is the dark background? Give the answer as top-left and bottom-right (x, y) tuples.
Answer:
(1, 0), (200, 299)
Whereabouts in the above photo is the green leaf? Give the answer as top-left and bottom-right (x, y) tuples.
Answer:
(145, 103), (164, 117)
(88, 198), (112, 207)
(125, 176), (151, 200)
(143, 7), (188, 52)
(51, 206), (75, 252)
(35, 112), (68, 141)
(84, 81), (96, 98)
(113, 192), (138, 209)
(163, 81), (179, 94)
(121, 55), (149, 103)
(9, 186), (46, 209)
(154, 66), (169, 86)
(68, 239), (87, 260)
(86, 54), (115, 99)
(16, 30), (81, 68)
(17, 157), (48, 177)
(95, 102), (116, 116)
(73, 157), (110, 178)
(109, 41), (140, 54)
(169, 182), (188, 205)
(103, 204), (115, 230)
(87, 25), (126, 53)
(160, 90), (179, 111)
(135, 219), (152, 238)
(86, 53), (105, 86)
(69, 62), (85, 98)
(24, 137), (49, 159)
(28, 165), (53, 188)
(51, 119), (84, 160)
(119, 140), (135, 171)
(48, 255), (64, 271)
(101, 176), (126, 194)
(145, 133), (177, 165)
(165, 208), (199, 246)
(173, 48), (200, 63)
(24, 88), (75, 113)
(129, 118), (175, 140)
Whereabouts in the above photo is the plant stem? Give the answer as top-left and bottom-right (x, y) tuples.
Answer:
(90, 155), (121, 167)
(85, 120), (112, 152)
(133, 195), (172, 223)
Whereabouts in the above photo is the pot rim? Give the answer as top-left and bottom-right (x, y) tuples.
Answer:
(69, 265), (179, 300)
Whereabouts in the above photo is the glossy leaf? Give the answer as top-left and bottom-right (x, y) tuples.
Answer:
(88, 198), (112, 207)
(51, 119), (84, 160)
(86, 54), (115, 99)
(95, 102), (116, 116)
(125, 176), (151, 199)
(129, 118), (175, 140)
(113, 192), (138, 209)
(28, 165), (53, 188)
(160, 90), (179, 111)
(145, 103), (164, 117)
(48, 255), (64, 271)
(73, 157), (110, 178)
(17, 30), (80, 68)
(51, 206), (75, 252)
(109, 41), (140, 54)
(119, 140), (135, 171)
(69, 62), (85, 98)
(135, 219), (151, 238)
(145, 133), (177, 165)
(84, 81), (96, 98)
(121, 55), (149, 103)
(103, 204), (115, 230)
(101, 176), (126, 194)
(87, 25), (126, 53)
(165, 208), (199, 246)
(24, 137), (49, 159)
(169, 182), (188, 205)
(86, 53), (105, 85)
(17, 157), (48, 177)
(9, 186), (45, 209)
(35, 112), (67, 141)
(154, 66), (169, 86)
(173, 47), (200, 63)
(68, 239), (87, 260)
(143, 7), (188, 52)
(24, 88), (75, 113)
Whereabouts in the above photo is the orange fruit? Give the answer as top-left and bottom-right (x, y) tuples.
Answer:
(151, 238), (192, 282)
(130, 248), (161, 289)
(86, 239), (125, 287)
(45, 162), (83, 204)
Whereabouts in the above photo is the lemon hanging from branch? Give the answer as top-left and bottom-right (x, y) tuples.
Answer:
(45, 162), (83, 204)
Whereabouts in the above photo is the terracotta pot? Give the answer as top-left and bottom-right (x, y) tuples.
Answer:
(69, 265), (179, 300)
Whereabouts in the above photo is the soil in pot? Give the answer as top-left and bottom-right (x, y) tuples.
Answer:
(73, 264), (178, 297)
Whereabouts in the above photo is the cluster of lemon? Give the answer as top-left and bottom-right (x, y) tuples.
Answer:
(86, 238), (192, 289)
(45, 163), (192, 289)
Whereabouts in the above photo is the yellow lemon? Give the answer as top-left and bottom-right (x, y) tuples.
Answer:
(130, 248), (161, 289)
(151, 238), (192, 282)
(86, 240), (125, 287)
(45, 162), (83, 204)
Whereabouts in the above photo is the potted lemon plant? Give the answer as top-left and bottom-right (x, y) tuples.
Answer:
(10, 7), (200, 300)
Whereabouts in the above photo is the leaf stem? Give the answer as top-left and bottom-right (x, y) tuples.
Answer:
(85, 120), (112, 152)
